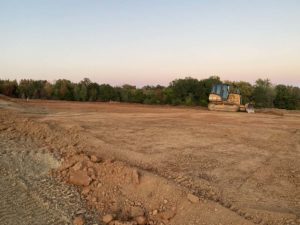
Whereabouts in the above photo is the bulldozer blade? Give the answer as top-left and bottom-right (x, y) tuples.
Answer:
(245, 103), (255, 113)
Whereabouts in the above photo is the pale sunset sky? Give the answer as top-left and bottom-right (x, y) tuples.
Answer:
(0, 0), (299, 86)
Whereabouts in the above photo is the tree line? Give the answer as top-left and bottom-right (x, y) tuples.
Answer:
(0, 76), (299, 110)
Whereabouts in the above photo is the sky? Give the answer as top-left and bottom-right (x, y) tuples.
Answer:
(0, 0), (300, 87)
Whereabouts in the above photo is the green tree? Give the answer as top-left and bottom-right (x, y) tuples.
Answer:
(53, 79), (74, 100)
(197, 76), (221, 106)
(143, 85), (165, 104)
(226, 81), (254, 104)
(252, 79), (275, 108)
(274, 85), (299, 110)
(119, 84), (136, 102)
(18, 79), (34, 98)
(0, 80), (18, 97)
(169, 77), (200, 105)
(42, 81), (54, 99)
(162, 87), (175, 105)
(88, 82), (99, 101)
(98, 84), (116, 101)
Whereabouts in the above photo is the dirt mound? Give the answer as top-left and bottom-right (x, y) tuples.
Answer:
(256, 108), (286, 116)
(53, 152), (256, 225)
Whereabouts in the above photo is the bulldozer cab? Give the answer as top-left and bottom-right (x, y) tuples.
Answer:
(211, 84), (230, 101)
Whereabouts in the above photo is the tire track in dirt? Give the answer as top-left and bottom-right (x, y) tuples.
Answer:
(0, 177), (65, 225)
(0, 132), (99, 225)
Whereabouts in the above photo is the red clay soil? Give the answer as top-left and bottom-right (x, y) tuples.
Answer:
(0, 98), (299, 225)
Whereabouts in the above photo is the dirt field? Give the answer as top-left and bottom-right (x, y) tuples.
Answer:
(0, 97), (299, 225)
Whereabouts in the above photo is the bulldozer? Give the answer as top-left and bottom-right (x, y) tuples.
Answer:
(208, 83), (254, 113)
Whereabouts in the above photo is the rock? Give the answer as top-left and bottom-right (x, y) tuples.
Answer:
(135, 216), (147, 225)
(130, 206), (144, 217)
(87, 167), (97, 179)
(187, 193), (199, 203)
(159, 210), (176, 220)
(132, 169), (140, 185)
(90, 155), (101, 163)
(82, 187), (90, 195)
(109, 221), (137, 225)
(163, 199), (168, 204)
(102, 214), (114, 224)
(73, 162), (83, 171)
(61, 170), (67, 176)
(76, 209), (86, 215)
(69, 170), (92, 186)
(152, 209), (158, 215)
(106, 158), (115, 163)
(73, 216), (85, 225)
(88, 167), (95, 174)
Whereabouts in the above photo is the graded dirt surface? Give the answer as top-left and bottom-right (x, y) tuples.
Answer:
(0, 98), (299, 225)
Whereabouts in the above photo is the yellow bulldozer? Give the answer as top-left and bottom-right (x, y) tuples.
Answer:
(208, 84), (254, 113)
